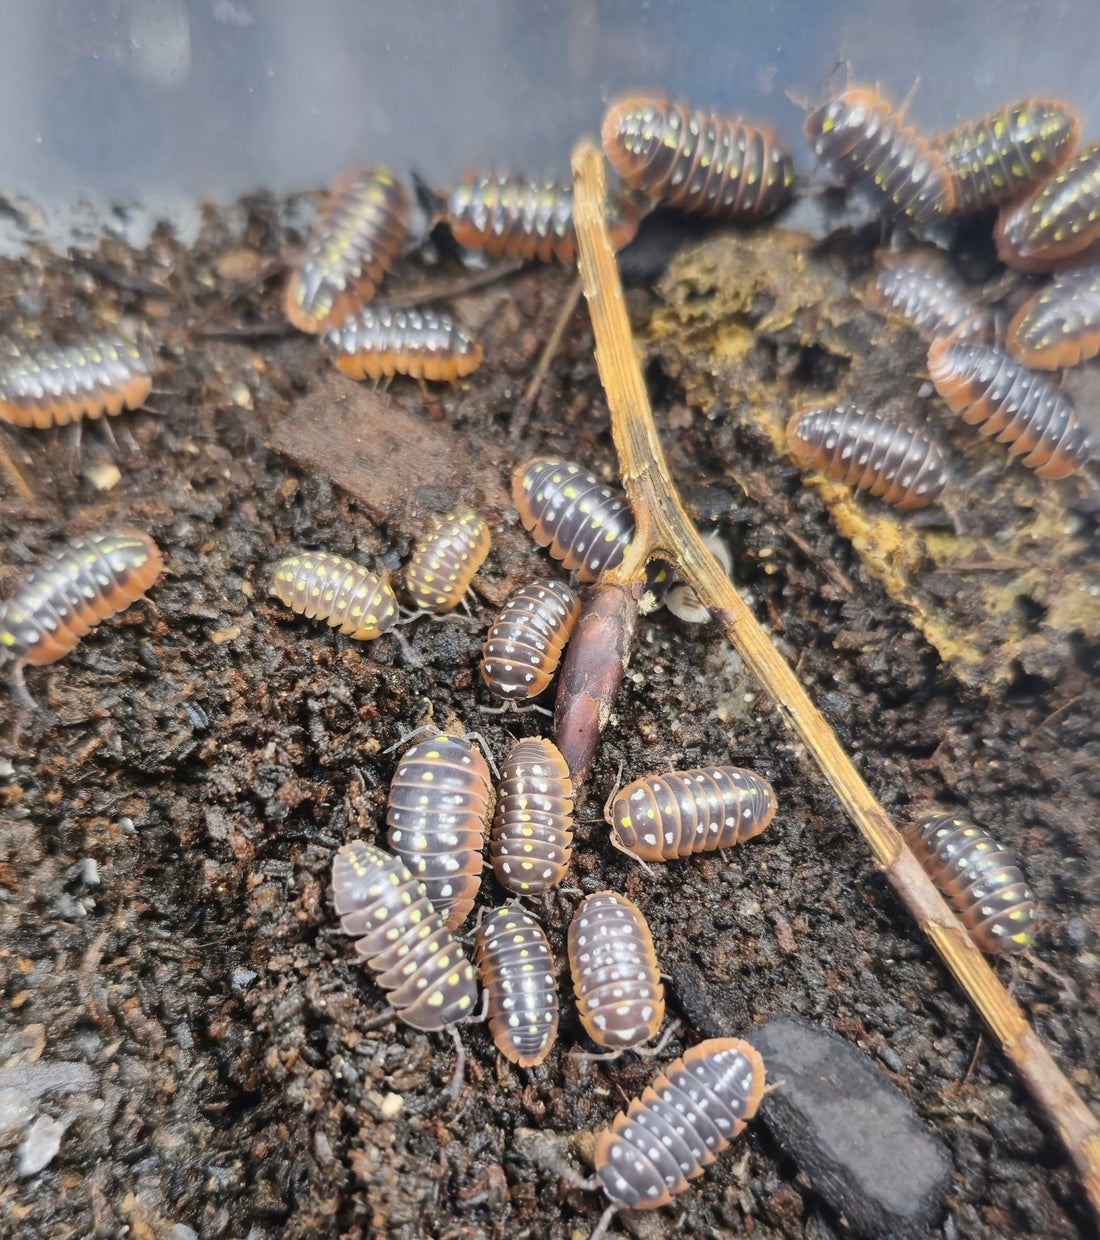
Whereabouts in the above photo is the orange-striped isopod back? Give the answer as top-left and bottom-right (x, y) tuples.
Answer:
(0, 531), (164, 707)
(927, 336), (1092, 479)
(491, 737), (574, 895)
(905, 811), (1036, 956)
(0, 335), (154, 429)
(404, 510), (491, 614)
(567, 891), (665, 1051)
(804, 86), (956, 227)
(785, 404), (949, 510)
(608, 766), (775, 863)
(512, 459), (635, 583)
(602, 95), (794, 219)
(446, 175), (639, 265)
(385, 730), (494, 929)
(331, 841), (479, 1031)
(866, 252), (993, 341)
(995, 141), (1100, 271)
(1006, 265), (1100, 370)
(269, 551), (398, 640)
(480, 578), (580, 701)
(474, 904), (559, 1067)
(285, 165), (410, 333)
(593, 1039), (765, 1216)
(322, 306), (483, 383)
(936, 98), (1079, 214)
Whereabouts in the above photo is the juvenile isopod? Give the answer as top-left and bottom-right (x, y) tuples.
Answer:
(567, 891), (665, 1052)
(866, 252), (992, 340)
(480, 578), (580, 702)
(491, 737), (574, 895)
(804, 86), (957, 226)
(513, 459), (635, 583)
(321, 306), (483, 383)
(1006, 265), (1100, 370)
(0, 335), (154, 429)
(446, 174), (639, 265)
(601, 95), (794, 219)
(927, 336), (1092, 479)
(995, 141), (1100, 271)
(269, 551), (398, 640)
(785, 404), (949, 509)
(0, 531), (164, 706)
(331, 841), (479, 1029)
(473, 904), (559, 1066)
(285, 165), (410, 333)
(589, 1038), (765, 1237)
(905, 810), (1037, 955)
(936, 99), (1080, 213)
(385, 730), (494, 929)
(607, 766), (775, 863)
(404, 510), (491, 614)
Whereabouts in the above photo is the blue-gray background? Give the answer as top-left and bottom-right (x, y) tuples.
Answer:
(1, 0), (1096, 220)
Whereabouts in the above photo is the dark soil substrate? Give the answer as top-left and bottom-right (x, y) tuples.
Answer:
(0, 196), (1097, 1240)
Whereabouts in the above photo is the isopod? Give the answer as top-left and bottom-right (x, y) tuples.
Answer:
(285, 165), (410, 333)
(905, 810), (1037, 955)
(601, 95), (794, 219)
(0, 335), (154, 429)
(995, 141), (1100, 271)
(1006, 264), (1100, 370)
(331, 841), (479, 1029)
(927, 336), (1091, 479)
(607, 766), (775, 863)
(0, 531), (164, 707)
(567, 891), (665, 1052)
(404, 510), (491, 614)
(321, 306), (483, 383)
(480, 578), (580, 702)
(936, 99), (1079, 213)
(446, 174), (639, 264)
(866, 252), (992, 340)
(785, 404), (949, 509)
(590, 1037), (765, 1235)
(473, 904), (559, 1066)
(491, 737), (574, 894)
(385, 730), (494, 929)
(270, 551), (398, 640)
(513, 458), (635, 583)
(804, 86), (956, 226)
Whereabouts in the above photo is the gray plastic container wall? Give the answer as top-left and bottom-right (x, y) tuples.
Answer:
(0, 0), (1096, 246)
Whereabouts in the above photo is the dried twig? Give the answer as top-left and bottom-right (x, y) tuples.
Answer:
(510, 274), (584, 441)
(570, 138), (1100, 1224)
